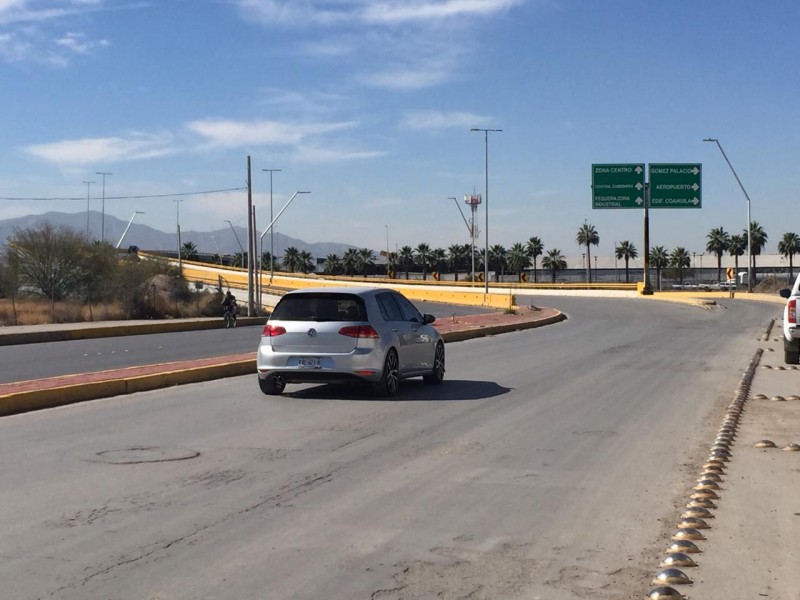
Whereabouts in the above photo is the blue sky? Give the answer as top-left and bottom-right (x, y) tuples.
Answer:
(2, 0), (798, 262)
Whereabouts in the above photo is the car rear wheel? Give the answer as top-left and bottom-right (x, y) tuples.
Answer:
(423, 342), (445, 384)
(785, 339), (800, 365)
(258, 374), (286, 395)
(372, 349), (399, 397)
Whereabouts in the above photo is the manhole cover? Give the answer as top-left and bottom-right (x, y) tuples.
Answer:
(95, 446), (200, 464)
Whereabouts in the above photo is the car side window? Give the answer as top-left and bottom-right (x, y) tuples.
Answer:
(393, 293), (423, 323)
(376, 293), (404, 322)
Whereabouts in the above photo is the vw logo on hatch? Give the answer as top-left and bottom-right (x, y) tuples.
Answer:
(307, 328), (317, 337)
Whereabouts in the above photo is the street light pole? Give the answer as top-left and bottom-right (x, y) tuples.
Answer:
(704, 138), (753, 292)
(174, 199), (184, 276)
(471, 128), (502, 294)
(116, 211), (144, 249)
(262, 169), (281, 284)
(259, 192), (311, 291)
(225, 220), (245, 268)
(82, 180), (95, 239)
(96, 171), (112, 243)
(211, 234), (222, 264)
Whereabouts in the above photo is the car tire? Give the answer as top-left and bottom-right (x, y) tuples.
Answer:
(258, 374), (285, 395)
(784, 339), (800, 365)
(423, 342), (445, 384)
(372, 349), (399, 397)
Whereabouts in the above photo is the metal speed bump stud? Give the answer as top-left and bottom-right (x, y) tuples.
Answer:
(782, 443), (800, 452)
(690, 489), (719, 500)
(652, 568), (693, 585)
(660, 553), (698, 568)
(753, 394), (768, 400)
(672, 528), (706, 541)
(694, 479), (721, 491)
(754, 440), (777, 448)
(682, 507), (714, 519)
(771, 395), (786, 402)
(667, 539), (701, 554)
(647, 586), (686, 599)
(787, 395), (800, 401)
(686, 498), (716, 509)
(677, 517), (710, 530)
(697, 472), (722, 482)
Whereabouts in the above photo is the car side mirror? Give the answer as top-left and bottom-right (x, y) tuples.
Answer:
(423, 313), (436, 324)
(780, 289), (791, 298)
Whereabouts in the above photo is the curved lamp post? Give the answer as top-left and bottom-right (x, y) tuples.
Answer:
(703, 138), (752, 292)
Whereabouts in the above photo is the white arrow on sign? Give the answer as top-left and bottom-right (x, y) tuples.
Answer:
(636, 197), (644, 205)
(692, 197), (700, 205)
(636, 182), (644, 190)
(635, 166), (643, 174)
(692, 183), (700, 191)
(691, 167), (700, 175)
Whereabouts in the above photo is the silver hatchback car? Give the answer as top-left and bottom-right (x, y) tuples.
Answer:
(257, 287), (445, 396)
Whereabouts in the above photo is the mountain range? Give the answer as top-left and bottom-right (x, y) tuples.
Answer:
(0, 211), (358, 260)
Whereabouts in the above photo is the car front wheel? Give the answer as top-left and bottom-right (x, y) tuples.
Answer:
(372, 349), (399, 397)
(423, 342), (445, 384)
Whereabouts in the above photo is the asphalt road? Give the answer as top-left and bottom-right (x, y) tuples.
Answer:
(0, 297), (781, 599)
(0, 301), (492, 384)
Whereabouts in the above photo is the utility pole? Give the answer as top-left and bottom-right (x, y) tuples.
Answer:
(262, 169), (281, 284)
(246, 156), (254, 316)
(96, 172), (112, 243)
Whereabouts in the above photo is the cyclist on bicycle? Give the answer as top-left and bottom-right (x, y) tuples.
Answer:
(222, 291), (238, 326)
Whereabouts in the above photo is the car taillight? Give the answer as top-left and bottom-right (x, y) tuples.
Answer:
(262, 324), (286, 337)
(339, 325), (380, 339)
(789, 299), (797, 324)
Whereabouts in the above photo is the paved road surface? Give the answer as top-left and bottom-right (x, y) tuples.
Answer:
(0, 296), (789, 599)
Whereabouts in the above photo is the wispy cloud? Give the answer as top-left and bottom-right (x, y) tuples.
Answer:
(235, 0), (525, 90)
(24, 133), (174, 166)
(400, 110), (492, 130)
(186, 118), (356, 149)
(0, 0), (115, 65)
(235, 0), (524, 27)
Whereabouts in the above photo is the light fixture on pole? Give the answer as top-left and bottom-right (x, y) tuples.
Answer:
(116, 211), (144, 249)
(261, 168), (281, 284)
(470, 128), (502, 294)
(211, 235), (222, 264)
(259, 191), (310, 302)
(225, 219), (245, 269)
(703, 137), (753, 292)
(96, 171), (112, 243)
(82, 180), (95, 239)
(448, 196), (476, 282)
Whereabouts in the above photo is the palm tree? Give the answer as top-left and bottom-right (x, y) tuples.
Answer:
(260, 251), (273, 271)
(778, 232), (800, 281)
(488, 244), (507, 281)
(576, 222), (599, 283)
(670, 247), (692, 286)
(728, 234), (746, 279)
(355, 248), (375, 276)
(430, 248), (447, 277)
(342, 248), (359, 276)
(526, 236), (544, 283)
(541, 248), (567, 283)
(705, 227), (730, 282)
(649, 246), (669, 291)
(447, 244), (469, 281)
(615, 241), (638, 283)
(507, 242), (529, 281)
(298, 250), (314, 274)
(324, 253), (343, 275)
(415, 243), (433, 280)
(748, 221), (768, 287)
(386, 251), (398, 278)
(282, 246), (301, 272)
(180, 241), (199, 261)
(398, 245), (414, 280)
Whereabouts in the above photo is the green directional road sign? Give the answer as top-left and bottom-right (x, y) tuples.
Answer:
(649, 163), (702, 208)
(592, 164), (645, 209)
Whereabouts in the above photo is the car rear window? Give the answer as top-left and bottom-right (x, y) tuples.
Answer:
(271, 293), (367, 322)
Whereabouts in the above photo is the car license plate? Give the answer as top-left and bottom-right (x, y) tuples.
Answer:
(298, 357), (321, 369)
